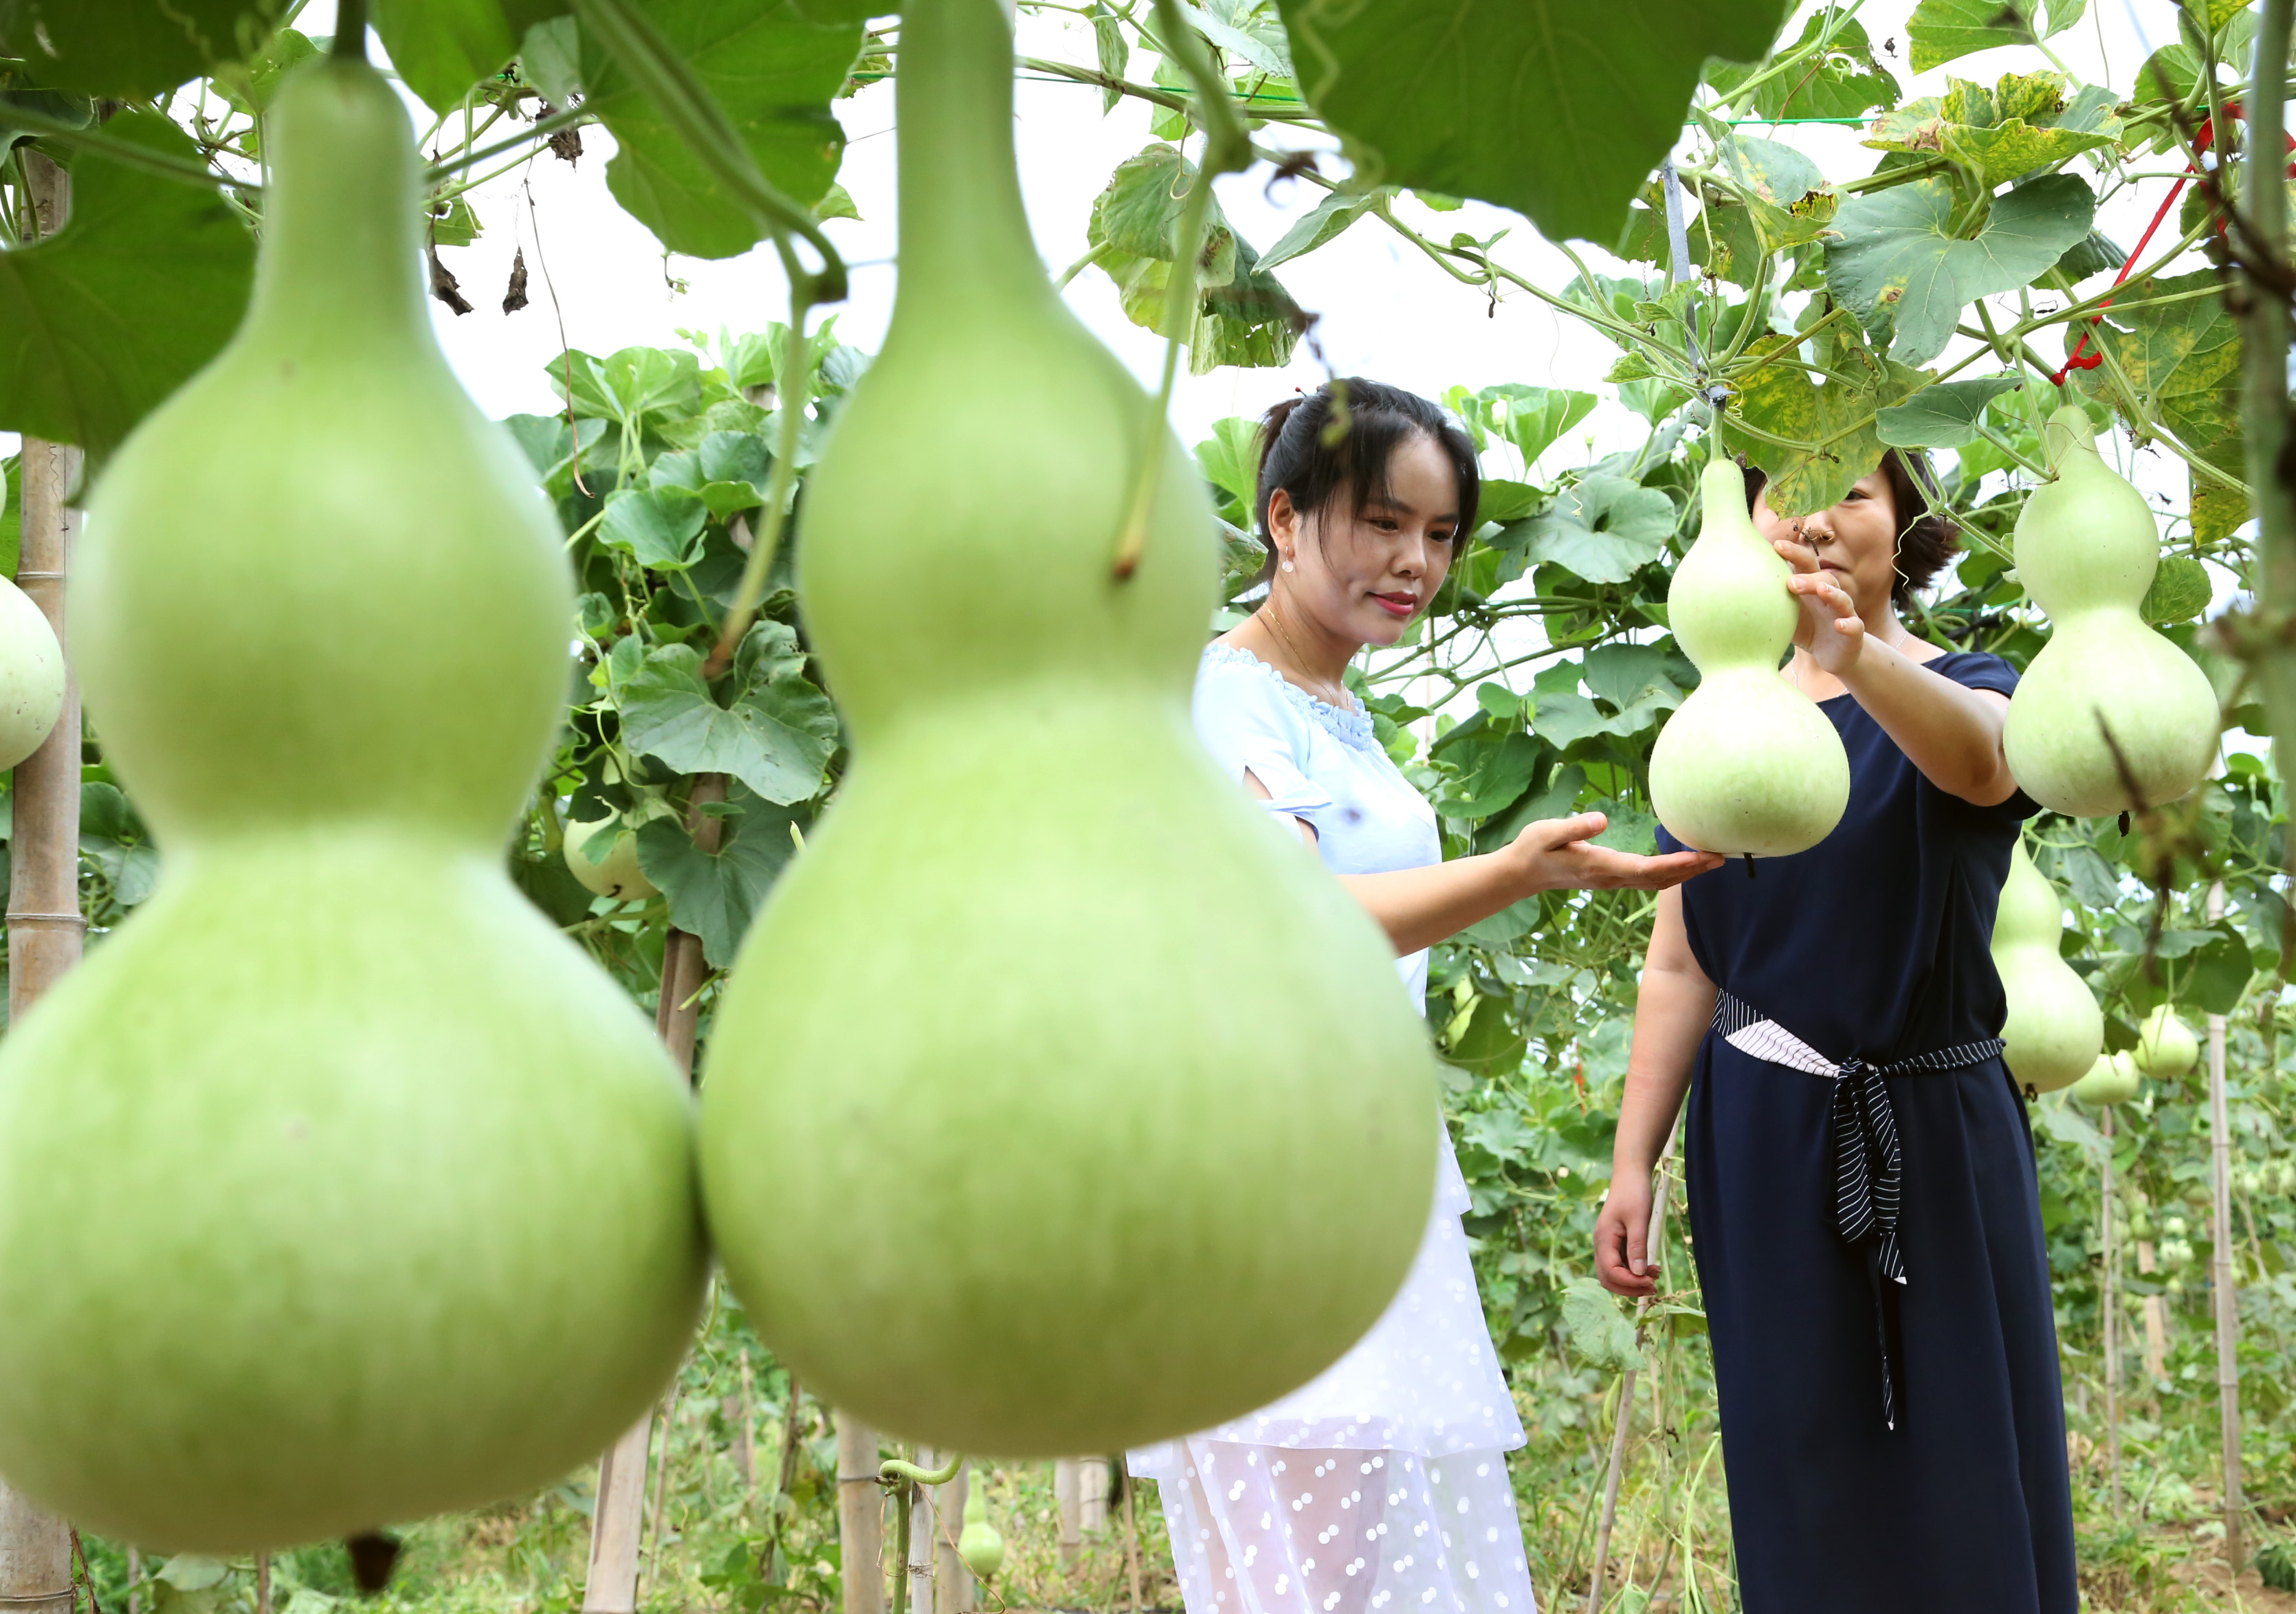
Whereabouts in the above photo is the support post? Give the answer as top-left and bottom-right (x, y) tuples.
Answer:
(836, 1415), (885, 1614)
(1055, 1459), (1083, 1565)
(0, 146), (80, 1614)
(2102, 1107), (2122, 1518)
(1080, 1457), (1109, 1534)
(2205, 883), (2242, 1571)
(1585, 1120), (1681, 1614)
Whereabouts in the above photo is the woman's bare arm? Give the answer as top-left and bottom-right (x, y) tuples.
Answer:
(1595, 887), (1715, 1298)
(1244, 770), (1722, 955)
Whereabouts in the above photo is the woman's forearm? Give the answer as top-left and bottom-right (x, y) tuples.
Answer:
(1615, 964), (1712, 1175)
(1839, 641), (2016, 805)
(1338, 853), (1530, 957)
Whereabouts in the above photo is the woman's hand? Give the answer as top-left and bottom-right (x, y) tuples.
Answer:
(1505, 812), (1721, 895)
(1775, 530), (1865, 676)
(1595, 1168), (1658, 1298)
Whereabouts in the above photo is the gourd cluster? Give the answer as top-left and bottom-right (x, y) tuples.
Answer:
(0, 0), (1437, 1554)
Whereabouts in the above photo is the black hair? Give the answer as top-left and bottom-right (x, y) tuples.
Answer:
(1740, 449), (1958, 613)
(1250, 379), (1481, 584)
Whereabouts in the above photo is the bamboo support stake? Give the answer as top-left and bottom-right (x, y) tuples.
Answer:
(905, 1450), (938, 1614)
(0, 145), (80, 1614)
(126, 1548), (140, 1614)
(1121, 1470), (1142, 1614)
(2137, 1241), (2169, 1383)
(582, 773), (724, 1611)
(1080, 1458), (1109, 1534)
(645, 1386), (680, 1575)
(2206, 885), (2244, 1571)
(256, 1553), (271, 1614)
(733, 1353), (758, 1497)
(836, 1415), (885, 1614)
(1054, 1460), (1083, 1566)
(2102, 1108), (2122, 1518)
(933, 1461), (971, 1614)
(1585, 1123), (1681, 1614)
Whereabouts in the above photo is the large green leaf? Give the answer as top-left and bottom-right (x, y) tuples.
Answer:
(1720, 330), (1927, 516)
(1875, 374), (2026, 448)
(1905, 0), (2086, 73)
(1823, 173), (2093, 367)
(1498, 474), (1674, 585)
(0, 0), (285, 96)
(618, 632), (839, 804)
(373, 0), (521, 114)
(1863, 72), (2121, 189)
(2071, 269), (2246, 542)
(579, 0), (865, 259)
(1273, 0), (1791, 243)
(634, 793), (802, 967)
(0, 112), (254, 470)
(1707, 12), (1897, 120)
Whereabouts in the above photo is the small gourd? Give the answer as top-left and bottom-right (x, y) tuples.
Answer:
(564, 812), (658, 900)
(698, 0), (1435, 1458)
(0, 56), (704, 1551)
(0, 573), (65, 769)
(2071, 1050), (2142, 1106)
(1988, 838), (2101, 1093)
(2131, 1004), (2198, 1081)
(1648, 459), (1851, 859)
(2002, 406), (2218, 816)
(958, 1483), (1006, 1582)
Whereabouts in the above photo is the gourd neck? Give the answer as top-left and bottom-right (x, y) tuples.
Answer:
(894, 0), (1050, 316)
(242, 58), (434, 351)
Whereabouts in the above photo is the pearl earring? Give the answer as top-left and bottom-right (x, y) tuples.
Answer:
(1280, 557), (1295, 573)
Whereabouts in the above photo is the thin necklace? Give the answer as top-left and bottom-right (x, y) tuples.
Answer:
(1257, 602), (1351, 709)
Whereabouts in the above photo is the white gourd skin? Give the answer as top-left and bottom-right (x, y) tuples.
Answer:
(1989, 839), (2102, 1092)
(2071, 1050), (2142, 1106)
(0, 573), (65, 770)
(2131, 1003), (2199, 1079)
(1648, 460), (1851, 857)
(2002, 406), (2218, 816)
(563, 814), (658, 901)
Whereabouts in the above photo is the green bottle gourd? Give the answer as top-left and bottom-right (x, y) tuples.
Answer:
(1988, 838), (2101, 1094)
(1648, 461), (1850, 859)
(2071, 1050), (2141, 1107)
(958, 1484), (1006, 1581)
(564, 812), (659, 901)
(2131, 1004), (2198, 1081)
(698, 0), (1435, 1457)
(0, 572), (65, 769)
(2002, 406), (2218, 817)
(0, 57), (705, 1551)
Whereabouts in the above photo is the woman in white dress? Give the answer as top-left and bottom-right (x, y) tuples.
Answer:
(1129, 381), (1718, 1614)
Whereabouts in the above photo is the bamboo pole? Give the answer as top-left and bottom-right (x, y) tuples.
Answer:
(0, 145), (80, 1614)
(836, 1415), (885, 1614)
(582, 775), (725, 1611)
(2205, 884), (2243, 1570)
(1121, 1469), (1141, 1614)
(1054, 1459), (1082, 1565)
(1585, 1121), (1682, 1614)
(905, 1449), (938, 1614)
(2102, 1107), (2122, 1518)
(933, 1461), (971, 1614)
(733, 1353), (758, 1498)
(255, 1553), (270, 1614)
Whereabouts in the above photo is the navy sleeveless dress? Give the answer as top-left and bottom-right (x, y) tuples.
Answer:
(1653, 652), (2077, 1614)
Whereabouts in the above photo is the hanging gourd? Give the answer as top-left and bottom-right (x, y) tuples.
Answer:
(697, 0), (1435, 1460)
(1648, 459), (1851, 860)
(958, 1483), (1006, 1581)
(0, 53), (706, 1551)
(2001, 406), (2218, 817)
(2071, 1050), (2142, 1107)
(564, 812), (659, 901)
(2131, 1004), (2199, 1081)
(1989, 838), (2102, 1094)
(0, 573), (65, 770)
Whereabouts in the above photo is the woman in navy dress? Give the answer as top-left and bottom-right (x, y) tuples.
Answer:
(1593, 452), (2077, 1614)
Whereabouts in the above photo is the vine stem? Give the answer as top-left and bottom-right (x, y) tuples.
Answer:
(1110, 0), (1252, 582)
(703, 281), (815, 681)
(333, 0), (370, 57)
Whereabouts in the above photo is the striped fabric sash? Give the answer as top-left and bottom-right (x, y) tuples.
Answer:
(1710, 990), (2006, 1431)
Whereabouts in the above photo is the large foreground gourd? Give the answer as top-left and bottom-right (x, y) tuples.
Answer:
(1989, 839), (2101, 1093)
(0, 572), (65, 769)
(0, 56), (704, 1551)
(2003, 406), (2218, 816)
(1648, 461), (1850, 859)
(698, 0), (1435, 1456)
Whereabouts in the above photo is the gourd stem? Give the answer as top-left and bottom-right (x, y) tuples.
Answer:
(890, 0), (1045, 311)
(881, 1454), (962, 1487)
(703, 274), (814, 681)
(332, 0), (369, 58)
(1111, 0), (1252, 582)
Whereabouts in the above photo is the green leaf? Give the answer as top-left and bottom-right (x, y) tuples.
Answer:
(580, 0), (865, 259)
(2141, 554), (2213, 626)
(1481, 385), (1598, 467)
(1905, 0), (2084, 72)
(1875, 375), (2026, 447)
(372, 0), (518, 113)
(1589, 804), (1657, 854)
(1823, 173), (2094, 368)
(1274, 0), (1791, 243)
(0, 0), (286, 96)
(1560, 1275), (1641, 1371)
(599, 488), (706, 568)
(1720, 329), (1927, 516)
(634, 795), (800, 968)
(0, 456), (18, 577)
(1447, 731), (1541, 818)
(2185, 920), (2253, 1015)
(1194, 415), (1261, 521)
(551, 344), (703, 430)
(1707, 12), (1897, 120)
(78, 780), (157, 907)
(1502, 474), (1674, 584)
(1476, 479), (1541, 524)
(2071, 269), (2246, 544)
(1090, 144), (1304, 370)
(0, 111), (255, 471)
(619, 638), (839, 804)
(511, 846), (597, 926)
(1864, 73), (2121, 188)
(1090, 1), (1128, 111)
(1256, 187), (1376, 271)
